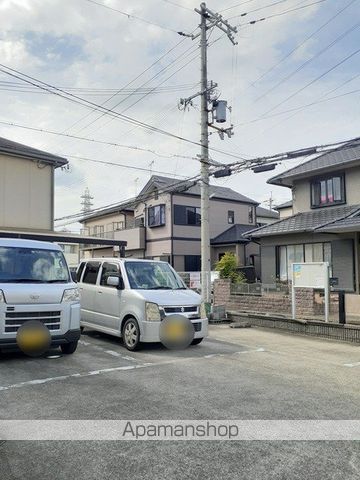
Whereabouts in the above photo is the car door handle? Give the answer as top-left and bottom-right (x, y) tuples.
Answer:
(97, 291), (102, 294)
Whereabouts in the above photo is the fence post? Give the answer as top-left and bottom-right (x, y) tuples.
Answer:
(338, 290), (346, 324)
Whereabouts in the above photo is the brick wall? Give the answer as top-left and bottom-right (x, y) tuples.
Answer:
(213, 279), (339, 320)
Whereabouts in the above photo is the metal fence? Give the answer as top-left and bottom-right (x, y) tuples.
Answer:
(230, 282), (290, 296)
(177, 272), (219, 292)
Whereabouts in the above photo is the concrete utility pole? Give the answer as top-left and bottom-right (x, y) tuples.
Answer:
(179, 3), (237, 304)
(199, 2), (211, 304)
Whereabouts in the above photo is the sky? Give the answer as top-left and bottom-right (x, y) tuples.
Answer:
(0, 0), (359, 229)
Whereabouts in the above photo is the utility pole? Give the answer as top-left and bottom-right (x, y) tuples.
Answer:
(199, 2), (211, 305)
(179, 3), (237, 304)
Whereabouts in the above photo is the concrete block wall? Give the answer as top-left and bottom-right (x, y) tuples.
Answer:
(213, 279), (339, 319)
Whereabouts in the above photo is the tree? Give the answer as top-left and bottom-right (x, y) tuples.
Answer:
(215, 252), (246, 284)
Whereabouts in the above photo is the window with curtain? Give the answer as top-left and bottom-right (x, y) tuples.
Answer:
(311, 174), (345, 207)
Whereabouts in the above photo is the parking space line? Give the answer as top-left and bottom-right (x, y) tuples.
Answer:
(78, 339), (140, 363)
(0, 347), (263, 393)
(344, 361), (360, 367)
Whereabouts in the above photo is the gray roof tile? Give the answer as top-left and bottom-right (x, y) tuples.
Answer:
(0, 136), (68, 167)
(317, 214), (360, 232)
(248, 204), (360, 237)
(275, 200), (293, 210)
(139, 175), (258, 204)
(256, 206), (279, 219)
(268, 141), (360, 187)
(211, 224), (253, 245)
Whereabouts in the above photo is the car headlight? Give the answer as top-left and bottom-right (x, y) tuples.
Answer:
(62, 288), (80, 302)
(146, 302), (161, 322)
(0, 289), (6, 303)
(200, 302), (208, 319)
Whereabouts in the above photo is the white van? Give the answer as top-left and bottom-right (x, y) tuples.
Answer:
(77, 258), (208, 350)
(0, 238), (81, 354)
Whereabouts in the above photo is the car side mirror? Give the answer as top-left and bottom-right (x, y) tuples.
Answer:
(107, 276), (125, 290)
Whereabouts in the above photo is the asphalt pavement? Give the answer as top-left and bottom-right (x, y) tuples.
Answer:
(0, 325), (359, 479)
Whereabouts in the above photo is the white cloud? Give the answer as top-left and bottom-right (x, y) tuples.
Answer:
(0, 0), (359, 227)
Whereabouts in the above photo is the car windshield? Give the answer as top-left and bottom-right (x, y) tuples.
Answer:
(0, 247), (70, 283)
(125, 261), (185, 290)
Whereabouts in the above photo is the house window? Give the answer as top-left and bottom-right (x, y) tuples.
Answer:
(62, 244), (77, 254)
(228, 210), (234, 224)
(148, 204), (165, 227)
(277, 242), (332, 282)
(92, 225), (104, 237)
(311, 174), (345, 207)
(248, 206), (254, 224)
(174, 205), (201, 226)
(184, 255), (201, 272)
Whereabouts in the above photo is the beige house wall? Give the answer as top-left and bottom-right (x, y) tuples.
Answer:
(135, 192), (172, 243)
(83, 211), (133, 235)
(292, 165), (360, 214)
(0, 154), (53, 230)
(278, 206), (293, 218)
(172, 194), (255, 238)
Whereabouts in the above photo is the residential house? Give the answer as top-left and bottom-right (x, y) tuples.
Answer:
(275, 200), (293, 219)
(0, 136), (67, 231)
(57, 243), (80, 269)
(256, 206), (279, 226)
(80, 175), (261, 272)
(248, 141), (360, 295)
(0, 136), (126, 253)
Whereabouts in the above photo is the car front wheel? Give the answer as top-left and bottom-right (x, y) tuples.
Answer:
(122, 318), (141, 351)
(191, 338), (204, 346)
(61, 341), (78, 354)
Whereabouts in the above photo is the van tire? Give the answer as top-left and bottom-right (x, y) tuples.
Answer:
(61, 341), (78, 355)
(191, 338), (204, 346)
(122, 318), (141, 351)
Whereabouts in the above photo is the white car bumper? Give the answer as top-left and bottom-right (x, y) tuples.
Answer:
(141, 317), (208, 343)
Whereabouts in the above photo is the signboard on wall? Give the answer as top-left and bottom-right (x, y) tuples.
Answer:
(189, 272), (201, 289)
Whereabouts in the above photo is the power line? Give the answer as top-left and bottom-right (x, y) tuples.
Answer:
(66, 154), (190, 177)
(219, 0), (257, 13)
(261, 46), (360, 116)
(72, 45), (200, 140)
(0, 120), (201, 162)
(84, 0), (179, 33)
(228, 0), (293, 19)
(0, 63), (249, 162)
(254, 21), (360, 102)
(161, 0), (193, 12)
(239, 88), (360, 125)
(236, 0), (328, 28)
(251, 0), (359, 85)
(55, 135), (360, 224)
(55, 174), (202, 223)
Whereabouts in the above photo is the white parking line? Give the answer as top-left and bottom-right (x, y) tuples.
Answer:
(0, 348), (263, 392)
(78, 339), (140, 363)
(344, 361), (360, 368)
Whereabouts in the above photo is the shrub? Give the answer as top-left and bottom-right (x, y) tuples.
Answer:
(215, 252), (246, 284)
